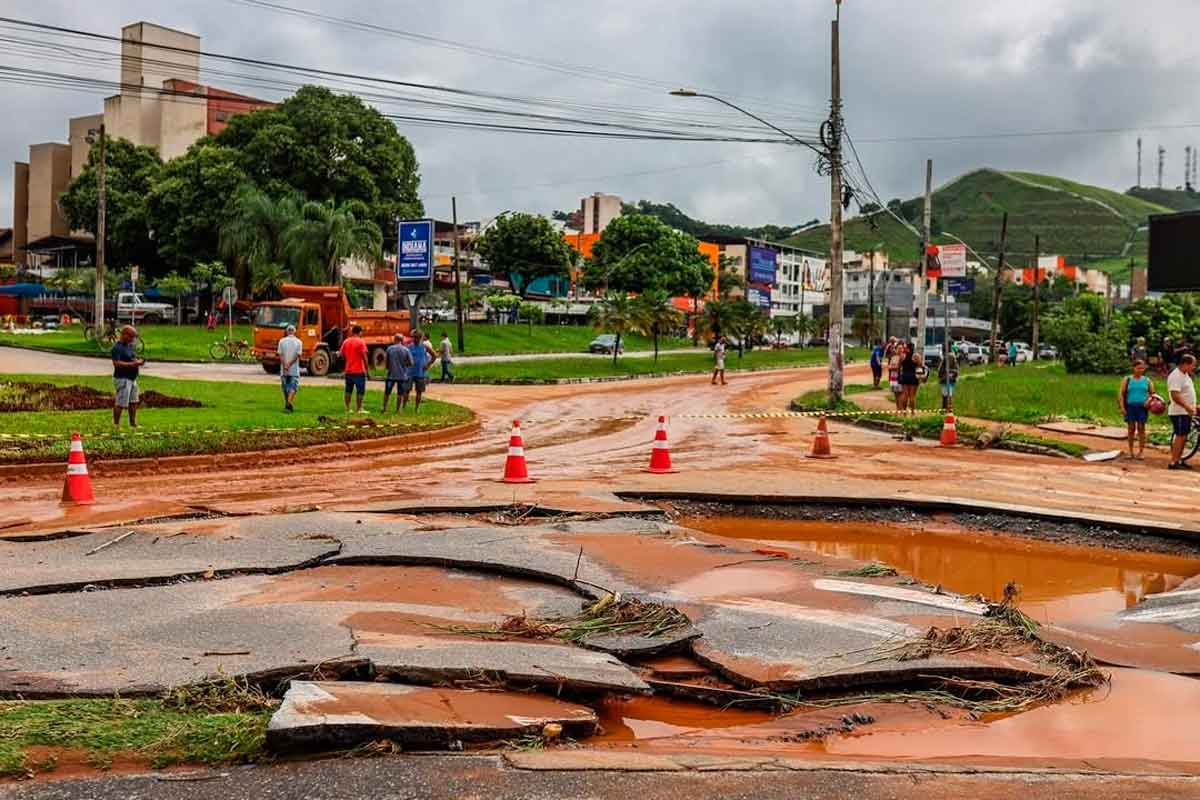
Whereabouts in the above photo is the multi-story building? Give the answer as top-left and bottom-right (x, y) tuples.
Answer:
(580, 192), (622, 235)
(696, 235), (828, 321)
(10, 21), (270, 270)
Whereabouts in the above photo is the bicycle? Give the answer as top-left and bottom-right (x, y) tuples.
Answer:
(210, 336), (255, 362)
(1184, 415), (1200, 463)
(85, 325), (145, 356)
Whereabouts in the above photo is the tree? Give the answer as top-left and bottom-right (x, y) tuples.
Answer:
(768, 315), (795, 347)
(584, 214), (713, 297)
(251, 262), (288, 300)
(220, 187), (302, 278)
(153, 271), (193, 324)
(517, 301), (545, 333)
(475, 213), (575, 297)
(590, 293), (638, 366)
(851, 307), (881, 344)
(284, 199), (382, 285)
(147, 145), (250, 272)
(60, 138), (164, 276)
(727, 302), (769, 358)
(191, 260), (233, 317)
(633, 290), (683, 362)
(212, 85), (422, 233)
(697, 298), (739, 343)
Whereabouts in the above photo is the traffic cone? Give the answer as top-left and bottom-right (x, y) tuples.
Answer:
(500, 420), (536, 484)
(645, 416), (679, 474)
(61, 432), (95, 505)
(940, 413), (958, 447)
(805, 414), (837, 459)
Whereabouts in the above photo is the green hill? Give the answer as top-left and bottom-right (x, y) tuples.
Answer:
(785, 168), (1172, 281)
(620, 200), (814, 245)
(1127, 186), (1200, 212)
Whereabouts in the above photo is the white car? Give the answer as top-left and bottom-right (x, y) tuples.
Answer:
(954, 343), (987, 366)
(115, 292), (173, 324)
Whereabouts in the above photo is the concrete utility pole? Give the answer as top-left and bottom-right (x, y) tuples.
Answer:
(916, 159), (932, 348)
(1031, 234), (1040, 360)
(1137, 137), (1142, 188)
(1188, 147), (1193, 192)
(866, 249), (875, 345)
(93, 123), (107, 336)
(988, 212), (1008, 364)
(1158, 145), (1165, 188)
(451, 196), (465, 353)
(826, 1), (845, 402)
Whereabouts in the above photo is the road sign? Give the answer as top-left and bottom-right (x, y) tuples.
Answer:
(944, 277), (975, 296)
(130, 265), (139, 284)
(938, 243), (968, 277)
(397, 218), (435, 292)
(221, 286), (238, 306)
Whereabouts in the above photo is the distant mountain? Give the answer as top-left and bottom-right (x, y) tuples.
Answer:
(621, 200), (816, 244)
(784, 168), (1172, 282)
(1127, 186), (1200, 212)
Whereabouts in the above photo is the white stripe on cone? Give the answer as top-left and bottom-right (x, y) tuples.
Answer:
(69, 440), (83, 452)
(653, 441), (670, 449)
(67, 464), (88, 475)
(507, 447), (525, 456)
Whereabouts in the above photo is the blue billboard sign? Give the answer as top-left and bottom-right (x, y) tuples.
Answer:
(748, 245), (777, 285)
(397, 219), (434, 286)
(944, 277), (975, 296)
(746, 284), (772, 310)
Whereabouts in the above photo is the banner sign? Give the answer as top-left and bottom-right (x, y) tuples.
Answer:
(397, 219), (434, 290)
(938, 243), (967, 278)
(944, 277), (975, 296)
(748, 245), (778, 285)
(746, 284), (772, 309)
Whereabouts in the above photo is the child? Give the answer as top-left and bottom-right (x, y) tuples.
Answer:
(1119, 359), (1154, 460)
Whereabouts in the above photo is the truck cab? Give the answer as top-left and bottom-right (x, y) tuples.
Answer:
(116, 292), (173, 324)
(253, 300), (330, 375)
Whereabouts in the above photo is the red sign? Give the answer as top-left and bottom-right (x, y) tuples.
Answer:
(925, 245), (942, 278)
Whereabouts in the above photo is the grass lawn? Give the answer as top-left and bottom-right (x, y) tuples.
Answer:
(454, 347), (865, 383)
(0, 374), (473, 464)
(0, 323), (692, 362)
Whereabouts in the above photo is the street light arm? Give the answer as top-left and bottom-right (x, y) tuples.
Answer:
(670, 90), (824, 157)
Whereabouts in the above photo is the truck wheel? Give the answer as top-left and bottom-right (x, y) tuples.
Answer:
(309, 349), (331, 377)
(369, 346), (387, 372)
(262, 361), (281, 374)
(144, 314), (162, 324)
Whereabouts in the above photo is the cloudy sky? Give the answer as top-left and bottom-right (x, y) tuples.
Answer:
(3, 0), (1199, 233)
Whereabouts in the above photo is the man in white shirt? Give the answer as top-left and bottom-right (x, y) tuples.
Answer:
(277, 324), (303, 412)
(1167, 353), (1197, 470)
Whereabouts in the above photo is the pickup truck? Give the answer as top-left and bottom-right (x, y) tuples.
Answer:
(114, 292), (174, 324)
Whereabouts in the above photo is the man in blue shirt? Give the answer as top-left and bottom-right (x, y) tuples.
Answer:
(110, 325), (145, 428)
(403, 330), (437, 413)
(382, 333), (414, 414)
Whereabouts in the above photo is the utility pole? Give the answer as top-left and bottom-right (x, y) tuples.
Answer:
(93, 123), (107, 337)
(1188, 147), (1193, 192)
(1158, 145), (1165, 188)
(988, 212), (1008, 365)
(916, 159), (932, 348)
(866, 249), (875, 346)
(1137, 137), (1142, 188)
(826, 1), (845, 402)
(1031, 234), (1040, 361)
(451, 196), (465, 353)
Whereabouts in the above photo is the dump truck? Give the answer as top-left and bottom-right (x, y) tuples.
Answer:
(252, 284), (410, 376)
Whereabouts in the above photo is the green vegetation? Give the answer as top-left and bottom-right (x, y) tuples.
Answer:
(457, 347), (864, 383)
(0, 698), (271, 778)
(790, 384), (874, 414)
(1127, 186), (1200, 212)
(0, 324), (253, 362)
(619, 199), (808, 244)
(475, 213), (577, 297)
(0, 374), (473, 464)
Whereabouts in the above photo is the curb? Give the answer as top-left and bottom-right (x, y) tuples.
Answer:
(0, 419), (482, 482)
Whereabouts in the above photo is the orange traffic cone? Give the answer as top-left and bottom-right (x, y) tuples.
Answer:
(62, 432), (95, 505)
(805, 414), (837, 459)
(940, 413), (958, 446)
(501, 420), (536, 484)
(645, 416), (679, 474)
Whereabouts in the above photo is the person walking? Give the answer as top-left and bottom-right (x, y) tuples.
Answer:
(111, 325), (144, 428)
(898, 342), (920, 412)
(1167, 353), (1197, 470)
(711, 337), (727, 386)
(1162, 337), (1176, 376)
(339, 324), (369, 414)
(938, 347), (959, 411)
(404, 329), (434, 413)
(869, 339), (884, 389)
(888, 340), (902, 407)
(438, 331), (455, 383)
(382, 333), (414, 413)
(1007, 340), (1018, 367)
(276, 324), (302, 412)
(1120, 359), (1155, 461)
(1131, 336), (1148, 365)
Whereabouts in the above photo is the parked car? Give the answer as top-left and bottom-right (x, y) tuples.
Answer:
(955, 342), (987, 366)
(589, 334), (624, 355)
(922, 345), (943, 372)
(1038, 343), (1059, 359)
(115, 291), (174, 324)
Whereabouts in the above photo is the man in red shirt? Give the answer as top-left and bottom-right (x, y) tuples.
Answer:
(339, 324), (369, 414)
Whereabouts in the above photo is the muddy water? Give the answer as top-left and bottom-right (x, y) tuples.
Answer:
(681, 516), (1200, 623)
(593, 696), (775, 742)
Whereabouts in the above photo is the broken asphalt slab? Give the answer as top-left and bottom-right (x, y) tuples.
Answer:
(267, 680), (597, 751)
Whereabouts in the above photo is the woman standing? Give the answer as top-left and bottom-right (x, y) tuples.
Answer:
(889, 342), (904, 409)
(869, 340), (884, 389)
(899, 342), (921, 412)
(1119, 359), (1155, 460)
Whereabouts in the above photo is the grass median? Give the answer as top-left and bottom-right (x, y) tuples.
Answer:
(454, 346), (865, 383)
(0, 374), (474, 465)
(0, 323), (691, 362)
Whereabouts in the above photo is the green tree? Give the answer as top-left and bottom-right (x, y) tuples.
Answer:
(850, 307), (881, 345)
(220, 187), (302, 278)
(190, 260), (233, 317)
(768, 315), (795, 347)
(147, 145), (249, 272)
(213, 85), (422, 233)
(517, 301), (545, 333)
(251, 262), (288, 300)
(475, 213), (575, 297)
(284, 199), (382, 285)
(60, 138), (164, 276)
(153, 271), (193, 324)
(590, 293), (638, 366)
(633, 290), (683, 362)
(715, 254), (745, 301)
(584, 214), (713, 297)
(697, 298), (739, 342)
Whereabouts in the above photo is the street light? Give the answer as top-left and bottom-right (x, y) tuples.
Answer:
(669, 90), (824, 156)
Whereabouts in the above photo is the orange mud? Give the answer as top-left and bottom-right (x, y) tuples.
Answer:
(681, 516), (1200, 624)
(638, 655), (712, 680)
(3, 747), (153, 783)
(591, 696), (775, 742)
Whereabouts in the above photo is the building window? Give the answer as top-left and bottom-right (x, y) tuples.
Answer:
(215, 110), (229, 122)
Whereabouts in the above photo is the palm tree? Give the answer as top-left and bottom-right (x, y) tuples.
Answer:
(590, 293), (638, 366)
(285, 199), (382, 285)
(220, 187), (302, 282)
(697, 298), (738, 344)
(793, 313), (813, 347)
(251, 262), (288, 300)
(768, 315), (795, 348)
(633, 290), (683, 363)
